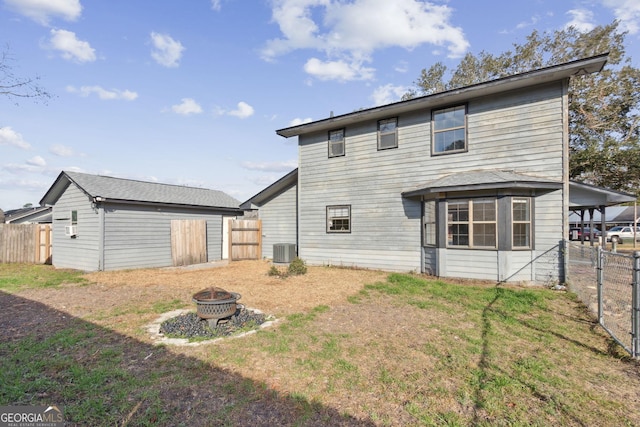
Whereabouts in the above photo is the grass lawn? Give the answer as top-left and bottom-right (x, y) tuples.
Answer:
(1, 263), (639, 426)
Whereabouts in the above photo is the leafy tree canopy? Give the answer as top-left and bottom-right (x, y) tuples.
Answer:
(405, 21), (640, 198)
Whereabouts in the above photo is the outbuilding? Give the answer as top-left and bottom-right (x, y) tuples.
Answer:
(40, 171), (243, 271)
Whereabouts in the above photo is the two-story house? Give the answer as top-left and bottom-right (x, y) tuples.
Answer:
(243, 54), (610, 284)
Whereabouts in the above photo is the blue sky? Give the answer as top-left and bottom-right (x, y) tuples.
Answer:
(1, 0), (639, 210)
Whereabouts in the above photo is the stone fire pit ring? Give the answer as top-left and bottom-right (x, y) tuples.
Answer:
(192, 287), (241, 321)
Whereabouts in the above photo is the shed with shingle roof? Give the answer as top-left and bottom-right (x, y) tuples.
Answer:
(40, 171), (243, 271)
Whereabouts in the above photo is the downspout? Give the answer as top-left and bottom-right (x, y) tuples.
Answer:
(634, 201), (637, 250)
(561, 78), (570, 283)
(94, 197), (105, 271)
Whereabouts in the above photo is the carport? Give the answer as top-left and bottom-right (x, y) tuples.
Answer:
(569, 181), (637, 249)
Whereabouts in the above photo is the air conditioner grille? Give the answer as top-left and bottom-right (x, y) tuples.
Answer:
(273, 243), (296, 263)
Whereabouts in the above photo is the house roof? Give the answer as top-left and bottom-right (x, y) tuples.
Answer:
(4, 206), (52, 223)
(240, 168), (297, 209)
(40, 171), (241, 210)
(402, 170), (563, 197)
(276, 54), (608, 138)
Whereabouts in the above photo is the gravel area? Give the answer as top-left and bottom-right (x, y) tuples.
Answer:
(159, 306), (269, 340)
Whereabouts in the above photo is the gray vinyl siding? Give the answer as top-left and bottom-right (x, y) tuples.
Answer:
(102, 204), (225, 271)
(206, 216), (223, 261)
(51, 184), (100, 271)
(532, 191), (564, 283)
(298, 82), (566, 280)
(422, 247), (437, 276)
(259, 183), (297, 259)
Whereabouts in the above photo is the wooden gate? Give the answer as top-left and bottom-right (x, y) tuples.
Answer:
(0, 224), (51, 264)
(170, 220), (207, 266)
(229, 219), (262, 261)
(36, 224), (52, 264)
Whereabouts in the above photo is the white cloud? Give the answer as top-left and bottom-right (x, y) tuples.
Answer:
(564, 9), (596, 32)
(26, 156), (46, 167)
(49, 144), (75, 156)
(66, 85), (138, 100)
(304, 57), (375, 81)
(3, 162), (42, 173)
(49, 29), (96, 63)
(394, 61), (409, 73)
(289, 117), (313, 126)
(602, 0), (640, 34)
(211, 0), (222, 11)
(262, 0), (469, 81)
(515, 15), (540, 30)
(171, 98), (203, 115)
(370, 84), (409, 106)
(4, 0), (81, 25)
(0, 127), (31, 150)
(0, 177), (51, 193)
(150, 32), (185, 67)
(228, 101), (255, 118)
(241, 160), (298, 172)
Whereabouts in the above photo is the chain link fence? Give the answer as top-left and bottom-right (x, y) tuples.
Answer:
(567, 242), (640, 358)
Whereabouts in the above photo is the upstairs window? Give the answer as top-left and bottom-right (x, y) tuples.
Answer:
(327, 205), (351, 233)
(512, 198), (531, 248)
(378, 118), (398, 150)
(328, 129), (345, 158)
(432, 105), (467, 154)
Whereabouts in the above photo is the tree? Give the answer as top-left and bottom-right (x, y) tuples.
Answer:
(405, 22), (640, 197)
(1, 45), (52, 105)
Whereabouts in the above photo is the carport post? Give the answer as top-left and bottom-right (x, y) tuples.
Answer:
(633, 251), (640, 358)
(599, 205), (606, 250)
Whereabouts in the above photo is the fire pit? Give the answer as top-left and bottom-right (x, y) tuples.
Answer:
(192, 287), (241, 326)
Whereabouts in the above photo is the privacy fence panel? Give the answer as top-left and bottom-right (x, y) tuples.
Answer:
(0, 224), (52, 264)
(229, 219), (262, 261)
(170, 220), (207, 266)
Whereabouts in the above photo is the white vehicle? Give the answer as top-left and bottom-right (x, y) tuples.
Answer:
(606, 226), (640, 244)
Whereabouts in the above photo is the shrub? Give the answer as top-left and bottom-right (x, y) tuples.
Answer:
(268, 265), (283, 277)
(288, 257), (307, 276)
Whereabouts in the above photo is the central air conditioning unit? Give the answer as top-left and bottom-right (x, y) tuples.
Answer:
(65, 225), (77, 237)
(273, 243), (296, 263)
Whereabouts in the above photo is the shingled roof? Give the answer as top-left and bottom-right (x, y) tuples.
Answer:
(402, 170), (562, 197)
(40, 171), (241, 210)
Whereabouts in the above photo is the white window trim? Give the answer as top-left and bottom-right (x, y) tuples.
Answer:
(512, 198), (532, 249)
(423, 200), (436, 246)
(447, 198), (497, 249)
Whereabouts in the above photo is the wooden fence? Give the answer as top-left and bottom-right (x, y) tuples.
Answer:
(229, 219), (262, 261)
(0, 224), (52, 264)
(170, 219), (207, 266)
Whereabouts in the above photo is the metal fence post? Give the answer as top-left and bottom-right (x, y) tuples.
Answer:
(597, 245), (604, 325)
(633, 251), (640, 358)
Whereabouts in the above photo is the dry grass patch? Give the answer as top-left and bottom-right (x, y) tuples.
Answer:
(3, 262), (640, 426)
